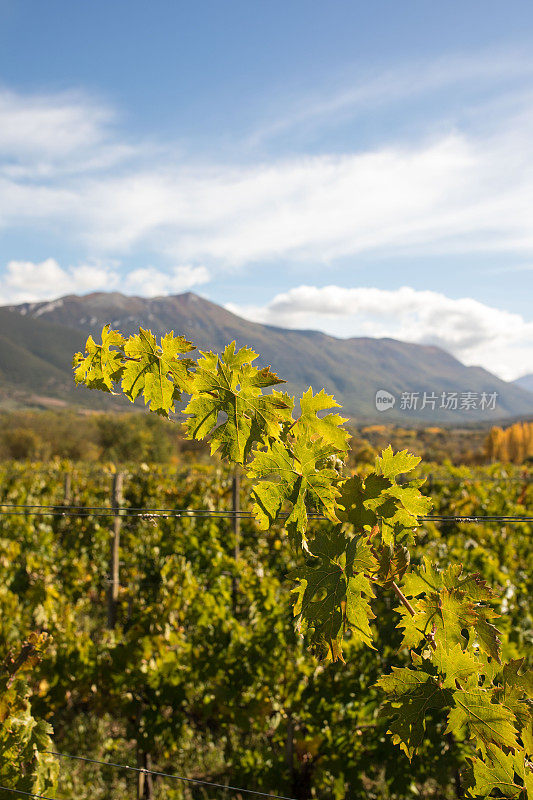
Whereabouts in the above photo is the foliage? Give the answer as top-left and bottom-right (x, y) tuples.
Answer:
(0, 633), (58, 799)
(68, 325), (533, 798)
(0, 456), (531, 798)
(0, 409), (205, 464)
(486, 423), (533, 464)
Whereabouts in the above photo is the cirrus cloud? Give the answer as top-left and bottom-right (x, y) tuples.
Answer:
(0, 78), (533, 265)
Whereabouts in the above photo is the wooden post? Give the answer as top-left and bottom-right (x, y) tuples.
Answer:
(107, 471), (123, 629)
(232, 467), (241, 561)
(63, 472), (72, 506)
(232, 467), (240, 610)
(137, 750), (154, 800)
(285, 713), (294, 778)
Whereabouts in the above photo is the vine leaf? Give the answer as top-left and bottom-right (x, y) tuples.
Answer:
(291, 528), (377, 661)
(466, 745), (525, 799)
(497, 659), (533, 755)
(183, 342), (293, 464)
(337, 451), (431, 547)
(399, 559), (502, 661)
(337, 474), (390, 530)
(375, 446), (421, 479)
(474, 612), (502, 663)
(447, 686), (519, 750)
(403, 559), (494, 601)
(248, 435), (340, 548)
(432, 642), (483, 690)
(376, 543), (410, 586)
(376, 668), (452, 760)
(397, 588), (478, 652)
(296, 388), (350, 452)
(121, 329), (195, 415)
(501, 658), (533, 699)
(73, 324), (125, 392)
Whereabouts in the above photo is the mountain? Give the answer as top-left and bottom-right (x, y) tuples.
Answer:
(513, 373), (533, 393)
(0, 307), (117, 411)
(2, 291), (532, 422)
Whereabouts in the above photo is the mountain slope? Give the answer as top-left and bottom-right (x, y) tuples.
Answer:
(0, 308), (118, 410)
(513, 373), (533, 393)
(3, 292), (533, 422)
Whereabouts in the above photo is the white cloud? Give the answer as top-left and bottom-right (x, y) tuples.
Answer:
(0, 87), (134, 177)
(0, 259), (210, 305)
(0, 61), (532, 382)
(0, 258), (119, 305)
(0, 64), (533, 265)
(226, 285), (533, 381)
(1, 122), (533, 266)
(123, 264), (210, 297)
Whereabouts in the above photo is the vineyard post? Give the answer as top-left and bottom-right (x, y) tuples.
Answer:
(107, 471), (123, 628)
(285, 713), (294, 785)
(232, 465), (241, 610)
(63, 472), (72, 505)
(137, 750), (154, 800)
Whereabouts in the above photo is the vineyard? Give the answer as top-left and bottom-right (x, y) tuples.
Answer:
(0, 328), (531, 800)
(1, 458), (531, 799)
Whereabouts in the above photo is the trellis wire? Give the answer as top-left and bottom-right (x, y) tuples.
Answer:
(45, 750), (297, 800)
(0, 788), (59, 800)
(0, 504), (531, 523)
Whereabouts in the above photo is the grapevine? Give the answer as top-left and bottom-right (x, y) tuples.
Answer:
(69, 326), (533, 798)
(0, 633), (59, 800)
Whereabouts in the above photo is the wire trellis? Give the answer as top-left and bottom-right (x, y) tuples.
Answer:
(45, 750), (297, 800)
(0, 503), (531, 523)
(0, 788), (60, 800)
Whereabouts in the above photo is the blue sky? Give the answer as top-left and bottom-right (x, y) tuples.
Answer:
(0, 0), (532, 378)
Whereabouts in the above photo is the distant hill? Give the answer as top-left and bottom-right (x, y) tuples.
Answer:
(2, 291), (532, 422)
(0, 308), (118, 411)
(513, 373), (533, 393)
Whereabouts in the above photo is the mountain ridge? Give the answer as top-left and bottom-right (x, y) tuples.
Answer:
(2, 291), (532, 422)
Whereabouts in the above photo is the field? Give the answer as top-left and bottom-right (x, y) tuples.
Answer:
(1, 458), (531, 800)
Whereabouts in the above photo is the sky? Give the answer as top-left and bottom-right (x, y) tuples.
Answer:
(0, 0), (532, 380)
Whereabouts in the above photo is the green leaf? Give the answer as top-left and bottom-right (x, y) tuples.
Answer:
(474, 612), (502, 664)
(467, 745), (524, 799)
(447, 686), (519, 750)
(73, 324), (125, 392)
(337, 453), (431, 548)
(184, 342), (292, 463)
(375, 446), (421, 480)
(400, 560), (502, 661)
(402, 558), (466, 597)
(498, 659), (533, 756)
(296, 388), (350, 452)
(397, 588), (478, 652)
(121, 329), (195, 415)
(376, 668), (452, 760)
(501, 659), (533, 699)
(376, 543), (411, 585)
(248, 434), (340, 548)
(291, 528), (377, 661)
(433, 642), (483, 690)
(337, 474), (388, 530)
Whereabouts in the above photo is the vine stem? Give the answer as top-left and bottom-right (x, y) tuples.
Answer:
(391, 581), (436, 650)
(391, 581), (416, 616)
